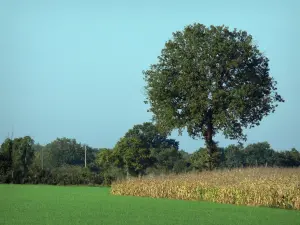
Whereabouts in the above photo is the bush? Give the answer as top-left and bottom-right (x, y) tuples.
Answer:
(0, 170), (12, 183)
(26, 166), (106, 186)
(101, 167), (126, 186)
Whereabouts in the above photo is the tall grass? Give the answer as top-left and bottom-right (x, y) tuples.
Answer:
(111, 168), (300, 210)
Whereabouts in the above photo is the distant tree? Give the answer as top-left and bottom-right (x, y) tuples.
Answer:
(11, 136), (35, 183)
(172, 160), (190, 173)
(279, 148), (300, 167)
(244, 142), (275, 167)
(95, 148), (114, 171)
(143, 23), (284, 170)
(43, 138), (95, 169)
(288, 148), (300, 167)
(0, 138), (14, 182)
(150, 147), (182, 172)
(29, 143), (45, 171)
(224, 144), (245, 168)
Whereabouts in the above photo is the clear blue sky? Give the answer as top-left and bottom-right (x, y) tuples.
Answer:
(0, 0), (299, 152)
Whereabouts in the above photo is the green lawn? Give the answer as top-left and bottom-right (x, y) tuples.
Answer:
(0, 185), (299, 225)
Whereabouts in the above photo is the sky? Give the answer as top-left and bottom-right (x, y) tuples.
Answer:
(0, 0), (299, 152)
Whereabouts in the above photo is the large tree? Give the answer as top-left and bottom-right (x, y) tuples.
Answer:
(143, 23), (284, 169)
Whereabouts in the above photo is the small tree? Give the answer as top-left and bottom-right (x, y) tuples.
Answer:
(11, 136), (35, 183)
(0, 138), (14, 182)
(114, 137), (153, 177)
(143, 23), (284, 169)
(113, 122), (180, 176)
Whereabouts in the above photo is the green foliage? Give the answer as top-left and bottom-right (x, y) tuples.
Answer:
(112, 122), (183, 176)
(191, 142), (223, 171)
(114, 136), (154, 176)
(124, 122), (179, 149)
(273, 148), (300, 167)
(12, 136), (35, 183)
(95, 148), (126, 184)
(0, 139), (13, 182)
(224, 144), (245, 168)
(51, 166), (94, 185)
(150, 147), (182, 172)
(172, 150), (192, 173)
(96, 148), (113, 170)
(26, 166), (105, 186)
(43, 138), (96, 169)
(0, 137), (36, 183)
(144, 23), (284, 139)
(1, 135), (300, 186)
(143, 23), (284, 169)
(244, 142), (275, 167)
(190, 148), (209, 171)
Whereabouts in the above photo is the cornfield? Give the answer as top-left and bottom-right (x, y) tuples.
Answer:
(111, 168), (300, 210)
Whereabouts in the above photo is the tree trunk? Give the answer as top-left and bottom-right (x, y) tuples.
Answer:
(205, 109), (213, 171)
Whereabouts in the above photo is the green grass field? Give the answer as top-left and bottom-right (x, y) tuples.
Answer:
(1, 185), (300, 225)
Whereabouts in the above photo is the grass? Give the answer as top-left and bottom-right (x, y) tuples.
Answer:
(111, 168), (300, 210)
(0, 185), (300, 225)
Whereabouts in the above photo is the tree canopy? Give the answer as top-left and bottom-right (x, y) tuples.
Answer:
(143, 23), (284, 168)
(41, 138), (97, 169)
(113, 122), (180, 176)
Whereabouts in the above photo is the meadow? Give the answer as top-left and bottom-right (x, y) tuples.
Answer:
(1, 184), (300, 225)
(111, 168), (300, 210)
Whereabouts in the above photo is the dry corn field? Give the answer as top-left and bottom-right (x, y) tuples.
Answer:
(111, 168), (300, 210)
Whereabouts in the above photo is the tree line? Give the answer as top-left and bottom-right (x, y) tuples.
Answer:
(1, 122), (299, 186)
